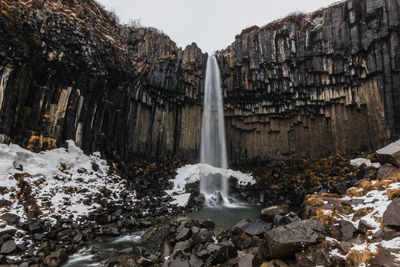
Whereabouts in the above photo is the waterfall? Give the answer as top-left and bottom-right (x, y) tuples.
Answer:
(200, 55), (229, 206)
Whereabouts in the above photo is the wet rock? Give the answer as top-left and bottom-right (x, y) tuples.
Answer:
(383, 198), (400, 226)
(235, 219), (271, 236)
(0, 213), (20, 224)
(376, 140), (400, 167)
(263, 219), (325, 259)
(260, 206), (286, 223)
(1, 240), (16, 254)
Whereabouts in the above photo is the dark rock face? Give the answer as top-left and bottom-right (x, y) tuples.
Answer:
(0, 0), (400, 165)
(217, 0), (400, 163)
(0, 0), (207, 163)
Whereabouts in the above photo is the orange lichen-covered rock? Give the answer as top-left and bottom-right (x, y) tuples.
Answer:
(306, 197), (325, 207)
(313, 208), (335, 226)
(386, 188), (400, 200)
(347, 248), (376, 266)
(347, 187), (364, 197)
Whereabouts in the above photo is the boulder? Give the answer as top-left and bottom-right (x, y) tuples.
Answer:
(376, 140), (400, 168)
(191, 229), (212, 244)
(175, 227), (191, 241)
(358, 220), (374, 234)
(206, 241), (237, 265)
(1, 240), (16, 254)
(383, 198), (400, 226)
(377, 164), (397, 179)
(263, 220), (325, 259)
(260, 206), (287, 223)
(0, 199), (12, 207)
(235, 219), (271, 236)
(43, 248), (67, 267)
(0, 213), (20, 224)
(339, 220), (356, 240)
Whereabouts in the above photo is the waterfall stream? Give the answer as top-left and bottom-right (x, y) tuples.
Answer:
(200, 55), (229, 206)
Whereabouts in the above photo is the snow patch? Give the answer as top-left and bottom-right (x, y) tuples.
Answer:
(350, 158), (380, 168)
(165, 164), (255, 207)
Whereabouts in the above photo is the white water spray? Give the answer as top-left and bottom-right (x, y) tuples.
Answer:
(200, 55), (229, 206)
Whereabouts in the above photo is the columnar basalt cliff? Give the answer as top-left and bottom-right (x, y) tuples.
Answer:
(0, 0), (399, 165)
(0, 0), (207, 164)
(217, 0), (400, 163)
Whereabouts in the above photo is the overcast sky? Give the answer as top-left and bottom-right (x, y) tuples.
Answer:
(96, 0), (338, 53)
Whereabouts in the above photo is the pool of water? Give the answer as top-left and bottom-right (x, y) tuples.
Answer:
(184, 204), (262, 229)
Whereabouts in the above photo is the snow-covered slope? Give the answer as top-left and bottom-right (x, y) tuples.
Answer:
(0, 140), (135, 224)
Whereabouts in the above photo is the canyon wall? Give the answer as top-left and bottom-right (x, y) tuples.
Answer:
(0, 0), (206, 164)
(0, 0), (399, 165)
(217, 0), (400, 164)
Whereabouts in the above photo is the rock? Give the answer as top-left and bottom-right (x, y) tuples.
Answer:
(168, 253), (190, 267)
(162, 241), (172, 260)
(358, 219), (374, 233)
(339, 220), (356, 240)
(201, 219), (215, 229)
(383, 198), (400, 226)
(231, 235), (264, 249)
(236, 219), (271, 236)
(0, 200), (12, 207)
(260, 206), (286, 223)
(43, 248), (67, 267)
(239, 253), (255, 267)
(28, 221), (41, 233)
(206, 241), (237, 265)
(374, 228), (397, 241)
(189, 254), (203, 267)
(175, 227), (191, 241)
(191, 229), (212, 244)
(141, 225), (170, 242)
(377, 164), (397, 179)
(173, 241), (191, 254)
(0, 213), (20, 224)
(0, 229), (17, 239)
(1, 240), (16, 254)
(263, 220), (325, 259)
(376, 140), (400, 167)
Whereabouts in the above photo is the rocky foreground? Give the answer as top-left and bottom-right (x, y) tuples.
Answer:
(138, 159), (400, 267)
(1, 139), (400, 266)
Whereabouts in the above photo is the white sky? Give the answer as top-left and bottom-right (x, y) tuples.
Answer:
(96, 0), (339, 53)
